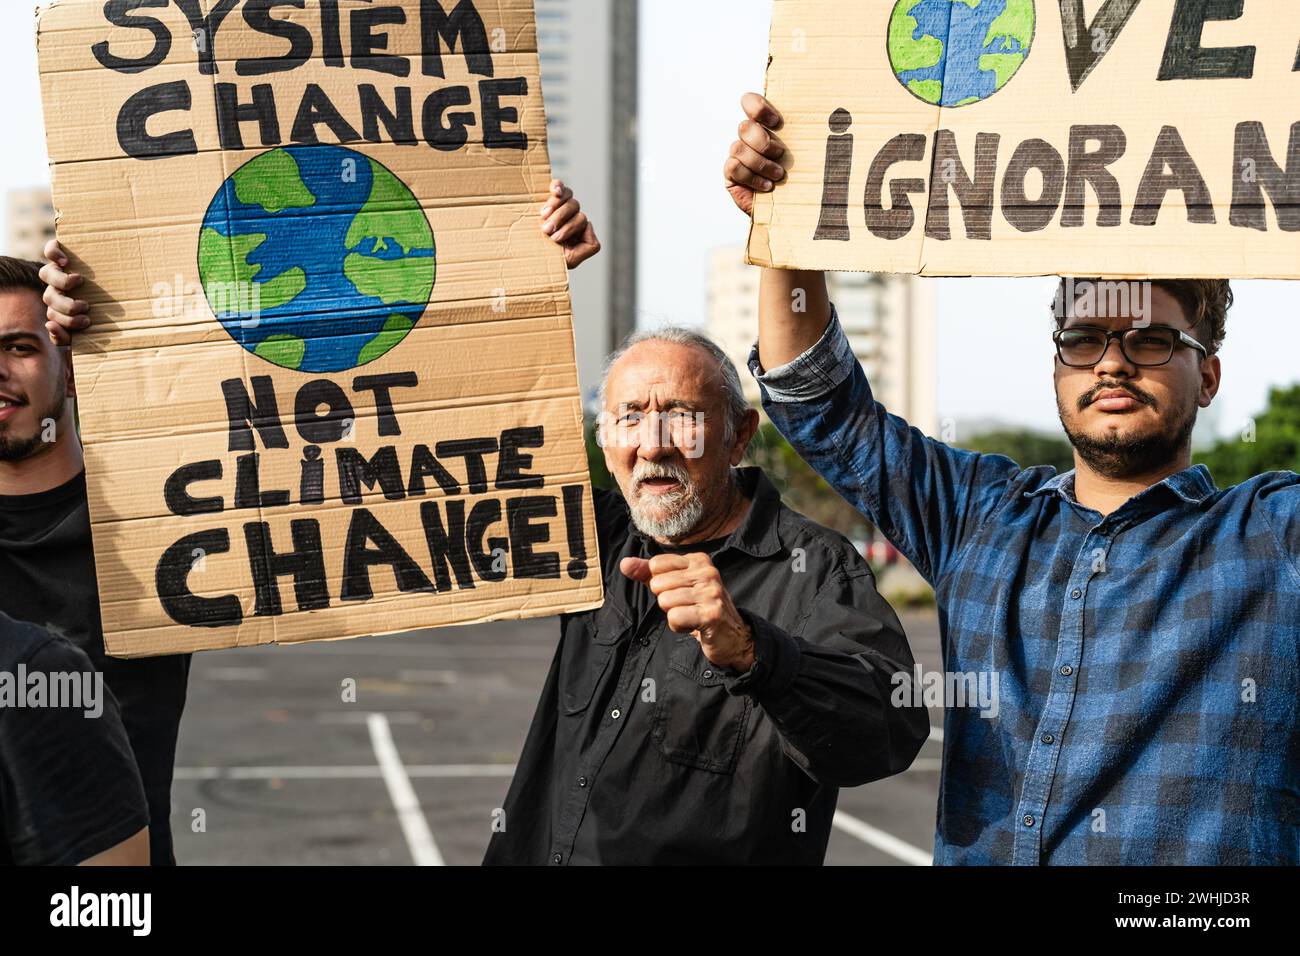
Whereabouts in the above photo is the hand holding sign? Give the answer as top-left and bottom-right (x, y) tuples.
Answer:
(621, 553), (755, 674)
(725, 94), (788, 217)
(42, 177), (605, 344)
(35, 0), (605, 656)
(749, 0), (1300, 279)
(38, 240), (89, 347)
(539, 179), (601, 270)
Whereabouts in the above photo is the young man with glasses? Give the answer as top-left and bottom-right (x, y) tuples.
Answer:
(721, 93), (1299, 865)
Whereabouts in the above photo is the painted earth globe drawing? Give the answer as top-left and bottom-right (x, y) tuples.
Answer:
(888, 0), (1036, 107)
(198, 144), (435, 373)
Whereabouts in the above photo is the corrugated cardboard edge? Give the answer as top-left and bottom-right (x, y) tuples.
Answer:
(107, 595), (607, 659)
(33, 1), (63, 41)
(743, 18), (777, 271)
(34, 1), (65, 230)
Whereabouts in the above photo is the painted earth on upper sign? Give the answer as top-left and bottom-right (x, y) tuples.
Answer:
(888, 0), (1036, 107)
(198, 145), (436, 373)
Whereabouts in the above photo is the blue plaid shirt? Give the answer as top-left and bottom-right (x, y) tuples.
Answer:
(751, 310), (1300, 865)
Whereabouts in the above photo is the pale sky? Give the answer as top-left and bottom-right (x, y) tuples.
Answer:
(2, 2), (1295, 440)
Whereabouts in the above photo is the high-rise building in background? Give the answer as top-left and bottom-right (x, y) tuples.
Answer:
(536, 0), (638, 400)
(707, 246), (940, 436)
(5, 187), (54, 262)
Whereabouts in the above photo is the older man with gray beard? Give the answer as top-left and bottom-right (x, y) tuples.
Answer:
(484, 327), (927, 866)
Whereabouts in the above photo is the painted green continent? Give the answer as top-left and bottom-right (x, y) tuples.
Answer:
(345, 160), (435, 256)
(253, 334), (307, 370)
(232, 149), (316, 214)
(357, 314), (415, 366)
(986, 0), (1034, 52)
(343, 252), (433, 306)
(198, 227), (307, 315)
(979, 51), (1025, 88)
(889, 0), (943, 73)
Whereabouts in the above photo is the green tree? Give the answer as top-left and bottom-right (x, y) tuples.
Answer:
(745, 423), (874, 539)
(1196, 384), (1300, 487)
(584, 416), (613, 491)
(959, 429), (1075, 472)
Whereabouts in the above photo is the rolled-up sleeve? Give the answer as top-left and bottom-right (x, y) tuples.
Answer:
(748, 306), (858, 404)
(747, 307), (1023, 586)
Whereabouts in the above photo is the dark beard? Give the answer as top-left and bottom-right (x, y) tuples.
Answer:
(1059, 399), (1197, 480)
(0, 393), (66, 462)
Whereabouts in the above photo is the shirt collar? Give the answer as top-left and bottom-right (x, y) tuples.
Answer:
(1024, 470), (1076, 500)
(628, 466), (784, 559)
(1025, 463), (1218, 507)
(727, 467), (784, 558)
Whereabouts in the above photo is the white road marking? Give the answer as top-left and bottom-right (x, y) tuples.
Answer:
(366, 713), (445, 866)
(832, 811), (932, 866)
(316, 711), (424, 725)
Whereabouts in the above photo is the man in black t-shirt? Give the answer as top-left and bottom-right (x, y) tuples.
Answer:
(0, 612), (150, 865)
(0, 255), (190, 865)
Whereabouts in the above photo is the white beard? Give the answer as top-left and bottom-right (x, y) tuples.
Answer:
(629, 488), (704, 542)
(625, 459), (706, 542)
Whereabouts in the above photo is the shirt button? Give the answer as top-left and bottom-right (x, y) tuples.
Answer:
(1041, 733), (1054, 745)
(552, 853), (562, 864)
(1060, 665), (1073, 676)
(1071, 588), (1082, 599)
(639, 636), (650, 646)
(703, 670), (714, 679)
(577, 776), (587, 788)
(611, 709), (621, 720)
(1023, 815), (1035, 827)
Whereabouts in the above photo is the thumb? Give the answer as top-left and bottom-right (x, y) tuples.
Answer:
(727, 183), (754, 217)
(620, 556), (653, 583)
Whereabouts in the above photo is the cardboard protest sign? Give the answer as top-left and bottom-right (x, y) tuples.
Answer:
(749, 0), (1300, 278)
(35, 0), (603, 657)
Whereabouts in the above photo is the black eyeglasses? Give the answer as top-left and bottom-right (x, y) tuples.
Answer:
(1053, 325), (1209, 368)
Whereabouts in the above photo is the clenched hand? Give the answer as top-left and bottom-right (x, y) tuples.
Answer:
(621, 553), (755, 673)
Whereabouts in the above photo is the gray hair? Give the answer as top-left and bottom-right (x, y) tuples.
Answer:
(597, 325), (752, 443)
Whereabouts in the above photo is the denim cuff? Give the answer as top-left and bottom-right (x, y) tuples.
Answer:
(747, 306), (855, 404)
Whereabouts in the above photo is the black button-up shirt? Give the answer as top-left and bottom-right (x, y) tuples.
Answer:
(484, 468), (927, 865)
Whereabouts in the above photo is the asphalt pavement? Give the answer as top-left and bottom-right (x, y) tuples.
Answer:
(171, 610), (945, 866)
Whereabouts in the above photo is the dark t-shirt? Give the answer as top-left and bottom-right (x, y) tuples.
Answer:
(0, 612), (149, 865)
(0, 473), (190, 865)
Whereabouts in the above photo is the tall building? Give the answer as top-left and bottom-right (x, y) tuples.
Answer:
(536, 0), (638, 399)
(5, 187), (55, 262)
(707, 246), (940, 436)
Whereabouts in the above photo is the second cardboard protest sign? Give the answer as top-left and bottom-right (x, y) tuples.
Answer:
(750, 0), (1300, 278)
(36, 0), (603, 657)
